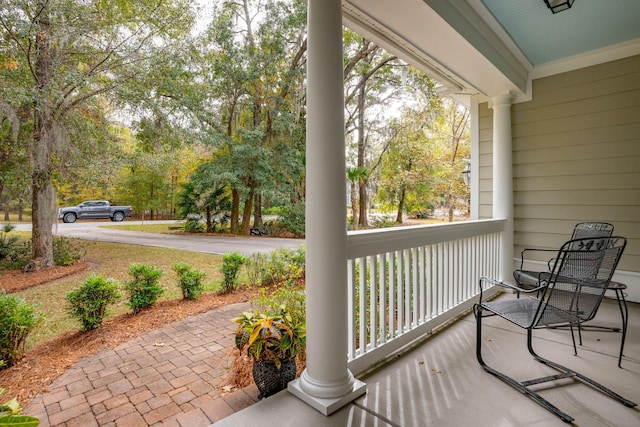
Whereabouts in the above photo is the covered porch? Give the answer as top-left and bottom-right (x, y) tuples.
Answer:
(219, 0), (639, 424)
(215, 290), (640, 426)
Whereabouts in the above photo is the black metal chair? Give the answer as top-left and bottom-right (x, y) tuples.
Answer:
(475, 236), (636, 423)
(513, 222), (629, 367)
(513, 222), (614, 289)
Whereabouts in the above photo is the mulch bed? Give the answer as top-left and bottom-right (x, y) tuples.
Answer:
(0, 263), (259, 406)
(0, 262), (92, 293)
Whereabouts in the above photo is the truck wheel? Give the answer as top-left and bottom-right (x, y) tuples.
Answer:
(113, 211), (125, 222)
(63, 213), (77, 223)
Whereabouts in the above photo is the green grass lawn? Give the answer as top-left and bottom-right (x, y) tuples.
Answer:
(11, 239), (237, 350)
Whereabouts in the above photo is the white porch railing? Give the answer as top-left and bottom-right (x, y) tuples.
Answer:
(346, 219), (505, 375)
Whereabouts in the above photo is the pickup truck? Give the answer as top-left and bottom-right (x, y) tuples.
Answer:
(58, 201), (133, 223)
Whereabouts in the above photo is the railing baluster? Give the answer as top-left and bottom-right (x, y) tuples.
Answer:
(346, 220), (505, 370)
(358, 257), (367, 354)
(419, 245), (426, 323)
(347, 259), (356, 359)
(389, 251), (396, 339)
(369, 255), (378, 349)
(378, 253), (387, 344)
(404, 248), (411, 329)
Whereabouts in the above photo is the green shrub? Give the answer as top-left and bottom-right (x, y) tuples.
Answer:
(370, 215), (397, 229)
(0, 293), (43, 367)
(173, 262), (206, 300)
(125, 264), (164, 314)
(182, 218), (205, 233)
(252, 287), (306, 325)
(246, 247), (305, 286)
(220, 252), (247, 293)
(0, 233), (82, 271)
(0, 229), (30, 270)
(275, 202), (305, 237)
(53, 236), (83, 266)
(246, 252), (269, 286)
(65, 275), (121, 331)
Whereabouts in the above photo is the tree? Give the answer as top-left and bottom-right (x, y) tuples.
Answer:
(375, 72), (452, 222)
(343, 31), (400, 227)
(176, 162), (231, 233)
(0, 0), (195, 268)
(176, 0), (307, 235)
(432, 99), (470, 221)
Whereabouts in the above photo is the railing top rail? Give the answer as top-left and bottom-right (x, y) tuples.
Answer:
(346, 218), (506, 259)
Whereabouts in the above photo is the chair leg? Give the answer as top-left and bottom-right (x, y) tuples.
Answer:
(615, 289), (628, 368)
(474, 305), (575, 423)
(569, 324), (577, 355)
(526, 329), (637, 408)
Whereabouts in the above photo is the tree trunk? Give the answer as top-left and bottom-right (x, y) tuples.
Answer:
(350, 182), (358, 230)
(240, 186), (255, 235)
(231, 188), (240, 234)
(31, 2), (54, 268)
(358, 177), (368, 227)
(18, 198), (23, 222)
(205, 205), (212, 233)
(396, 186), (405, 223)
(253, 192), (263, 228)
(356, 68), (368, 228)
(2, 190), (8, 221)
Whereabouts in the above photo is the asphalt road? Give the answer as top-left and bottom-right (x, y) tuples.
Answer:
(9, 220), (305, 256)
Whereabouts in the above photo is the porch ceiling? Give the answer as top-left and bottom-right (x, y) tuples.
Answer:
(342, 0), (640, 102)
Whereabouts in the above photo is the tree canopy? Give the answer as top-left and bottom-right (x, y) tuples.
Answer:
(0, 0), (470, 269)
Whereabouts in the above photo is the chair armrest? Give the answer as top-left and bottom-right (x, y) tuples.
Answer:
(519, 248), (558, 269)
(479, 276), (548, 301)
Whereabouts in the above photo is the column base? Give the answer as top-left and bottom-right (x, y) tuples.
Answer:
(287, 376), (366, 416)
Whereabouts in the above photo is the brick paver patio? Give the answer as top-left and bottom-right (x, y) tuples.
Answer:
(26, 302), (257, 427)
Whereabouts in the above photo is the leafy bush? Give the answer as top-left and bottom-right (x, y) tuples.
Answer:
(0, 233), (82, 270)
(0, 229), (30, 270)
(1, 224), (15, 233)
(125, 264), (164, 314)
(252, 287), (306, 325)
(182, 217), (205, 233)
(245, 247), (305, 286)
(65, 275), (121, 331)
(275, 202), (305, 237)
(0, 293), (43, 366)
(220, 252), (247, 293)
(370, 214), (397, 229)
(53, 236), (83, 266)
(173, 262), (206, 300)
(246, 252), (269, 286)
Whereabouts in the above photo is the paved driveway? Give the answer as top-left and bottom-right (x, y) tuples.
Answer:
(12, 221), (304, 256)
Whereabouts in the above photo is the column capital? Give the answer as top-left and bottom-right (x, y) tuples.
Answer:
(489, 92), (513, 109)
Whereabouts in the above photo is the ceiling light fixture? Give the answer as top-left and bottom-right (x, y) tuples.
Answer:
(544, 0), (575, 14)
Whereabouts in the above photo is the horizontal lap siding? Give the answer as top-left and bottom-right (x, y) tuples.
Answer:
(478, 55), (640, 272)
(512, 55), (640, 271)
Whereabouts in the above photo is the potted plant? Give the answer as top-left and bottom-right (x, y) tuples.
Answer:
(233, 308), (306, 399)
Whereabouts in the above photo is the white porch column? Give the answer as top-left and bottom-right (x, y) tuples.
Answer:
(287, 0), (366, 416)
(489, 93), (514, 282)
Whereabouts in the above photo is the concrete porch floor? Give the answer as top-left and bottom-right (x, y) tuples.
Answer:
(213, 294), (640, 426)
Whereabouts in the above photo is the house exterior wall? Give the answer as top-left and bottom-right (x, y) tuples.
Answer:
(478, 54), (640, 293)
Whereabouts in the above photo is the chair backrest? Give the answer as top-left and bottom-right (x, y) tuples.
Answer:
(535, 236), (626, 327)
(570, 222), (614, 240)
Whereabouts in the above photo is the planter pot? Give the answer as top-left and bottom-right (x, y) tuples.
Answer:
(252, 358), (297, 399)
